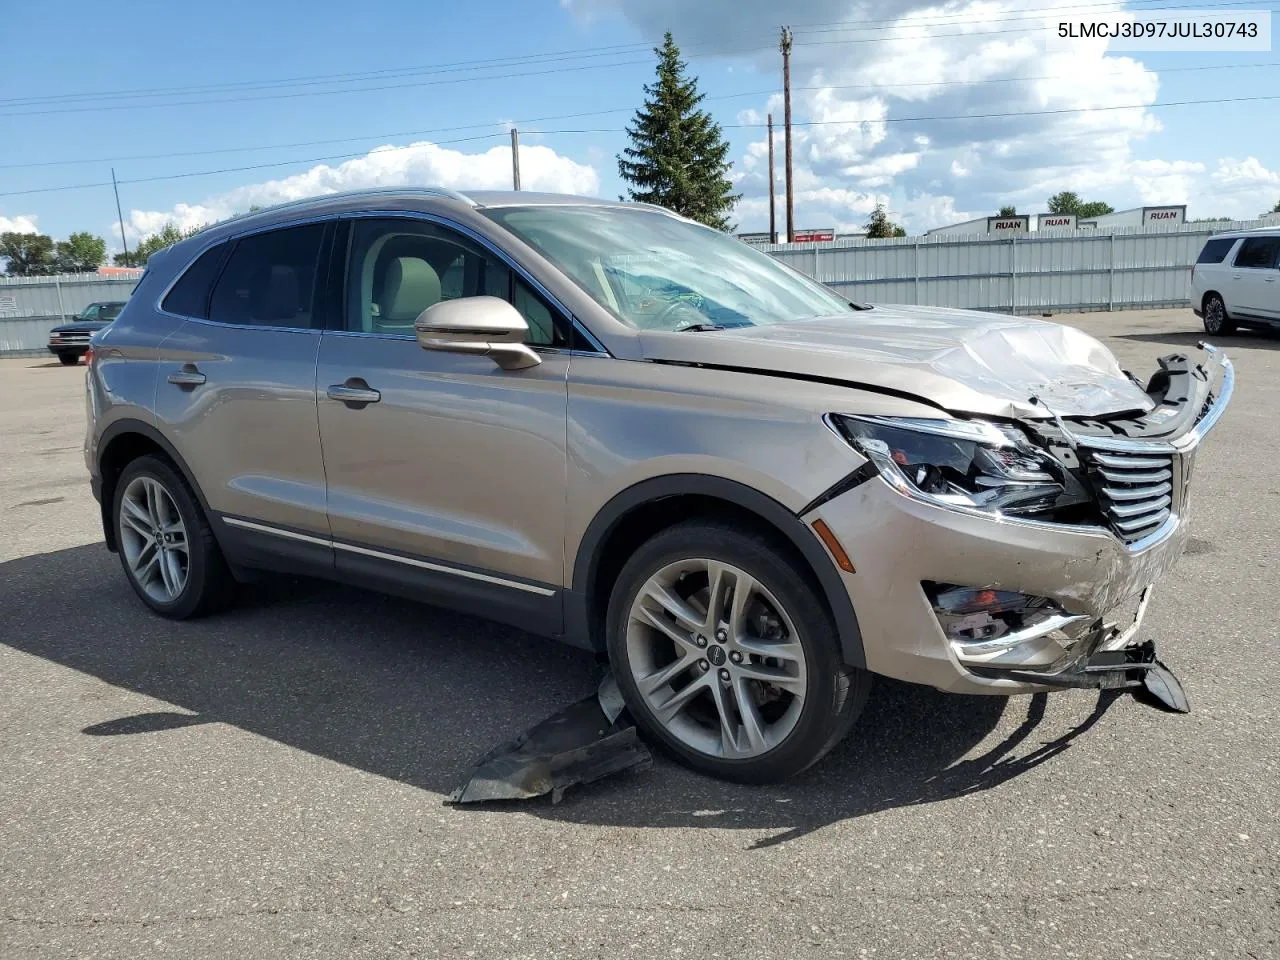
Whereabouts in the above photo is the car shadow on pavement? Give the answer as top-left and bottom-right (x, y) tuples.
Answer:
(0, 544), (1118, 846)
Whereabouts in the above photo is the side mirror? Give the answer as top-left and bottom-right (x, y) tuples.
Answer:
(414, 296), (541, 371)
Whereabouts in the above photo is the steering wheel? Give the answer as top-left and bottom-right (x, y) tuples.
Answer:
(648, 299), (708, 331)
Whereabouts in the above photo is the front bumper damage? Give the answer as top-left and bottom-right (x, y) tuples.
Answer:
(809, 342), (1233, 701)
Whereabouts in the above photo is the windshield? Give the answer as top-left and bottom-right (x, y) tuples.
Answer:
(483, 205), (857, 331)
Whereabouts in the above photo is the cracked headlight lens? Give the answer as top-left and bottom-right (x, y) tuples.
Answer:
(832, 415), (1066, 517)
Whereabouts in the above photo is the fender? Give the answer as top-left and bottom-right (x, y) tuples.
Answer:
(95, 418), (218, 553)
(566, 474), (866, 668)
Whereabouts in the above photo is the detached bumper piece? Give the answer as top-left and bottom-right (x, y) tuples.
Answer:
(975, 639), (1190, 713)
(447, 674), (652, 805)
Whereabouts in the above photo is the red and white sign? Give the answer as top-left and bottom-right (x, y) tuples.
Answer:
(1143, 206), (1185, 226)
(792, 228), (836, 243)
(987, 216), (1029, 235)
(1037, 214), (1077, 230)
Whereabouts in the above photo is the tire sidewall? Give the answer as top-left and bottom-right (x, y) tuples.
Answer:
(113, 456), (209, 619)
(1203, 295), (1230, 335)
(606, 522), (849, 783)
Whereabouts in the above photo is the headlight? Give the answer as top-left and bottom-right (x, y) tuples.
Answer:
(831, 415), (1068, 517)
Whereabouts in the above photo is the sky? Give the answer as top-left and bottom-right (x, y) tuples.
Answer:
(2, 0), (1279, 250)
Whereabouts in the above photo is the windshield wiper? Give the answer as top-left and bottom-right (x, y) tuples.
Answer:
(672, 322), (726, 332)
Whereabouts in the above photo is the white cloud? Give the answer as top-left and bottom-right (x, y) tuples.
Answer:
(568, 0), (1177, 232)
(0, 213), (39, 234)
(119, 140), (599, 242)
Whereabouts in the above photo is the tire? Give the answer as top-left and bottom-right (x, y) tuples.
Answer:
(57, 352), (80, 366)
(606, 519), (870, 783)
(112, 454), (233, 619)
(1202, 293), (1236, 335)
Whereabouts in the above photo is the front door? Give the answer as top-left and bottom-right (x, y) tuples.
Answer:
(155, 222), (333, 569)
(315, 216), (572, 632)
(1229, 235), (1280, 319)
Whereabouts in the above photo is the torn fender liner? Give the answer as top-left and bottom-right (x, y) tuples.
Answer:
(447, 674), (652, 805)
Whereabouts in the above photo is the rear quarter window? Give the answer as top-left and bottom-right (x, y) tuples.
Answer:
(162, 244), (231, 318)
(1196, 238), (1237, 264)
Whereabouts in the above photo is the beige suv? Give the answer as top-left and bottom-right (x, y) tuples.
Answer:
(85, 189), (1232, 782)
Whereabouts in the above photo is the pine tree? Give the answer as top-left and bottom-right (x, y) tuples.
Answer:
(618, 33), (739, 230)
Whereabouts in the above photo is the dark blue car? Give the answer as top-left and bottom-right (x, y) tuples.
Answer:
(47, 301), (126, 365)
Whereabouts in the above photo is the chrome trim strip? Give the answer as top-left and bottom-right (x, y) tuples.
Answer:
(331, 541), (556, 596)
(954, 612), (1093, 658)
(222, 516), (332, 548)
(222, 516), (556, 597)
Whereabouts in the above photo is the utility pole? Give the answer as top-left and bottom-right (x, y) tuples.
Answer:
(510, 128), (521, 191)
(767, 113), (777, 243)
(111, 167), (129, 265)
(780, 26), (795, 243)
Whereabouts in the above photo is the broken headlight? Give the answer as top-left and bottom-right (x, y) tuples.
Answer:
(832, 415), (1066, 517)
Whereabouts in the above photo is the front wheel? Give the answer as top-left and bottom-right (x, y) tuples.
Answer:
(606, 520), (869, 783)
(1202, 294), (1236, 335)
(57, 352), (80, 366)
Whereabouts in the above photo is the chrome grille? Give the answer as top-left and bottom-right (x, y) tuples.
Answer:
(1084, 449), (1175, 542)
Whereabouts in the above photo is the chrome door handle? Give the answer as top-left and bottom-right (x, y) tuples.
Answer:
(167, 365), (206, 387)
(327, 380), (381, 406)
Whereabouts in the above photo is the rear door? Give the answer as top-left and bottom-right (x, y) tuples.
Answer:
(314, 215), (572, 632)
(155, 221), (335, 571)
(1228, 235), (1280, 319)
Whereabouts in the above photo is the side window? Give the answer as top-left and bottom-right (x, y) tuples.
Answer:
(1233, 237), (1280, 269)
(209, 224), (325, 328)
(346, 218), (567, 346)
(162, 244), (229, 318)
(1196, 238), (1235, 264)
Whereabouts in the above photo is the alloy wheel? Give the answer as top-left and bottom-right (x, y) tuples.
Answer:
(625, 558), (808, 760)
(1204, 297), (1224, 333)
(118, 475), (190, 603)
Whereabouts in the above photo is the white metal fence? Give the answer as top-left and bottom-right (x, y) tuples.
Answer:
(0, 274), (140, 356)
(763, 215), (1280, 315)
(1, 215), (1275, 356)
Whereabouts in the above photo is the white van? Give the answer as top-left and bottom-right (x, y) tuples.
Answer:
(1190, 228), (1280, 334)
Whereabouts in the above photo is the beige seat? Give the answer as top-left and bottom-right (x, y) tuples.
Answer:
(375, 257), (441, 333)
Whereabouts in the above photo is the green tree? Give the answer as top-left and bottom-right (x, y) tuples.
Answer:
(0, 232), (55, 275)
(1046, 191), (1114, 219)
(1271, 198), (1280, 213)
(864, 203), (906, 239)
(618, 32), (739, 229)
(54, 232), (106, 273)
(998, 205), (1017, 217)
(113, 222), (206, 266)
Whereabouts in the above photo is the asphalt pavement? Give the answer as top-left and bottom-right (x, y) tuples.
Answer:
(1, 308), (1276, 959)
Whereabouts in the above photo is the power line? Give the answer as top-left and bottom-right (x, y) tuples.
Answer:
(6, 60), (1276, 172)
(2, 0), (1262, 117)
(4, 93), (1277, 200)
(2, 0), (1254, 110)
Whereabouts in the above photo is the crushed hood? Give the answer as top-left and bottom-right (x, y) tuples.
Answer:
(638, 304), (1156, 419)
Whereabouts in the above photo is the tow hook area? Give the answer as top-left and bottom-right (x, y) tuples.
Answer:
(986, 639), (1190, 713)
(446, 673), (653, 805)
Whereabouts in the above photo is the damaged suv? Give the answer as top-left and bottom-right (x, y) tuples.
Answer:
(85, 189), (1232, 783)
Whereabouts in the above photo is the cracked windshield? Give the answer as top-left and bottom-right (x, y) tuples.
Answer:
(486, 205), (857, 330)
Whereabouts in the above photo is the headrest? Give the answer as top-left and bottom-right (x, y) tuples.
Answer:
(382, 257), (441, 322)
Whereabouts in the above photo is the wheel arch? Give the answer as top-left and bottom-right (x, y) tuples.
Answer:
(566, 474), (866, 668)
(96, 419), (214, 553)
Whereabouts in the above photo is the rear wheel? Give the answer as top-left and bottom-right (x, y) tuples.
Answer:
(606, 520), (869, 783)
(57, 352), (80, 366)
(113, 455), (232, 619)
(1202, 294), (1236, 335)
